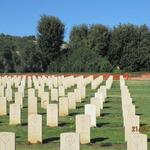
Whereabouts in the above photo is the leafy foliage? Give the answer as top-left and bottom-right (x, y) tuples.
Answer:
(37, 15), (65, 71)
(0, 16), (149, 73)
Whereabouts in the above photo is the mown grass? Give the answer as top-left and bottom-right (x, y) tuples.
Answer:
(1, 80), (144, 150)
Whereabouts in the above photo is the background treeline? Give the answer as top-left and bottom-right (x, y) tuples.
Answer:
(0, 15), (150, 73)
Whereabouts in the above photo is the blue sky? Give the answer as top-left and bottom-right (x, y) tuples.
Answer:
(0, 0), (149, 40)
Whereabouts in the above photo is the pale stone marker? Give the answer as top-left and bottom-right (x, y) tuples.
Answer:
(59, 86), (65, 97)
(85, 104), (96, 127)
(28, 77), (32, 88)
(99, 86), (107, 99)
(51, 88), (58, 101)
(76, 114), (91, 144)
(28, 88), (35, 99)
(0, 97), (7, 116)
(5, 88), (12, 102)
(9, 104), (21, 125)
(28, 114), (42, 144)
(74, 89), (81, 103)
(15, 92), (23, 108)
(38, 86), (44, 98)
(95, 92), (104, 109)
(60, 132), (80, 150)
(47, 104), (58, 127)
(59, 97), (69, 116)
(0, 86), (4, 97)
(125, 115), (140, 141)
(0, 132), (15, 150)
(127, 133), (147, 150)
(79, 86), (86, 99)
(28, 97), (37, 115)
(53, 77), (58, 88)
(41, 92), (49, 109)
(68, 92), (76, 109)
(90, 97), (100, 117)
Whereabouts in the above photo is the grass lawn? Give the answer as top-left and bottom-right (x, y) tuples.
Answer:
(1, 80), (149, 150)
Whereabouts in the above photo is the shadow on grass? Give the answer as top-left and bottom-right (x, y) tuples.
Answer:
(22, 122), (28, 126)
(140, 123), (147, 127)
(69, 112), (80, 116)
(43, 137), (60, 144)
(148, 138), (150, 142)
(103, 106), (112, 109)
(136, 113), (142, 116)
(91, 137), (108, 143)
(101, 113), (110, 117)
(40, 112), (46, 115)
(77, 105), (84, 109)
(59, 122), (70, 127)
(97, 122), (110, 128)
(101, 142), (113, 147)
(16, 135), (21, 138)
(37, 99), (40, 102)
(105, 101), (112, 104)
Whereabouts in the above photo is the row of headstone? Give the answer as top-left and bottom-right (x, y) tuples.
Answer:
(0, 75), (92, 100)
(91, 76), (103, 90)
(76, 76), (113, 145)
(90, 76), (113, 116)
(28, 75), (91, 90)
(0, 75), (111, 149)
(59, 88), (104, 149)
(0, 74), (93, 126)
(106, 75), (113, 89)
(27, 75), (94, 144)
(0, 131), (80, 150)
(0, 76), (26, 109)
(120, 76), (147, 150)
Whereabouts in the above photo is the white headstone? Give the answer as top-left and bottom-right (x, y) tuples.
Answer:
(28, 114), (42, 144)
(0, 97), (7, 116)
(0, 132), (15, 150)
(59, 86), (65, 97)
(85, 104), (96, 127)
(127, 133), (147, 150)
(76, 114), (91, 144)
(51, 88), (58, 101)
(68, 92), (76, 109)
(60, 132), (80, 150)
(15, 92), (23, 108)
(47, 104), (58, 127)
(41, 92), (49, 109)
(9, 104), (21, 125)
(90, 97), (100, 117)
(74, 89), (81, 103)
(28, 97), (37, 115)
(59, 97), (69, 116)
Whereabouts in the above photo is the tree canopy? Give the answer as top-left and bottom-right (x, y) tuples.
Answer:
(0, 16), (149, 73)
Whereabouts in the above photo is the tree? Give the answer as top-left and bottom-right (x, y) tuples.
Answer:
(69, 24), (89, 50)
(20, 41), (43, 72)
(108, 24), (139, 71)
(37, 15), (65, 71)
(68, 24), (112, 72)
(68, 24), (89, 72)
(0, 35), (16, 72)
(88, 24), (110, 56)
